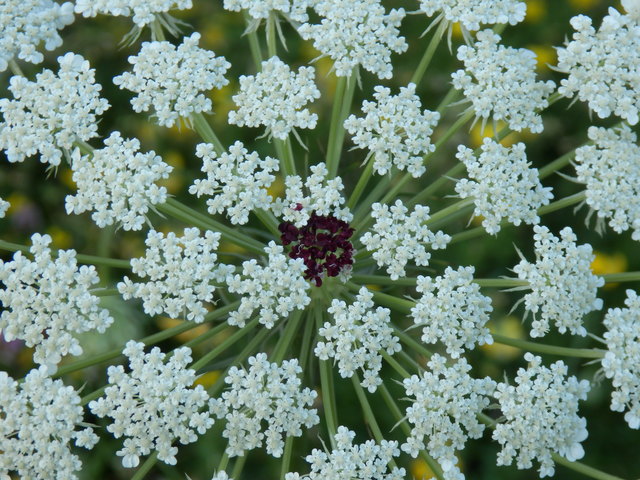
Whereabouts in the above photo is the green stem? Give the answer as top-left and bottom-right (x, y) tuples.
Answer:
(436, 88), (461, 115)
(381, 351), (410, 379)
(407, 163), (466, 209)
(603, 272), (640, 283)
(131, 452), (159, 480)
(411, 20), (447, 86)
(90, 288), (120, 297)
(266, 13), (277, 58)
(539, 149), (576, 179)
(271, 310), (303, 363)
(231, 453), (247, 479)
(8, 59), (24, 76)
(191, 112), (225, 153)
(75, 139), (94, 155)
(491, 333), (605, 359)
(280, 436), (294, 479)
(298, 312), (315, 372)
(218, 451), (230, 472)
(350, 274), (417, 286)
(151, 17), (166, 41)
(80, 385), (106, 406)
(245, 14), (264, 67)
(275, 137), (296, 176)
(347, 157), (375, 210)
(424, 198), (474, 227)
(325, 71), (357, 178)
(392, 325), (433, 360)
(316, 309), (339, 448)
(350, 284), (413, 314)
(552, 454), (626, 480)
(351, 275), (529, 288)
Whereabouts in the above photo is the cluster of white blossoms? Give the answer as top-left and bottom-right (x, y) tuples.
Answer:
(316, 286), (401, 392)
(402, 355), (496, 480)
(0, 367), (98, 480)
(411, 266), (493, 359)
(89, 341), (214, 468)
(0, 197), (9, 218)
(602, 289), (640, 429)
(556, 7), (640, 125)
(0, 52), (109, 167)
(344, 83), (440, 178)
(0, 0), (74, 71)
(113, 33), (230, 128)
(493, 353), (590, 477)
(418, 0), (526, 32)
(210, 353), (319, 458)
(452, 30), (555, 133)
(361, 200), (450, 280)
(190, 141), (279, 225)
(455, 140), (553, 234)
(513, 225), (603, 337)
(285, 426), (406, 480)
(574, 125), (640, 240)
(74, 0), (192, 28)
(66, 132), (172, 231)
(223, 0), (313, 23)
(0, 233), (112, 372)
(297, 0), (407, 79)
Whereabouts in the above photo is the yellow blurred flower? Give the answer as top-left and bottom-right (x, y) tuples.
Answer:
(591, 251), (627, 290)
(411, 458), (435, 479)
(469, 120), (519, 148)
(527, 44), (556, 72)
(194, 370), (221, 388)
(158, 150), (185, 194)
(267, 175), (285, 199)
(59, 167), (76, 190)
(6, 192), (28, 215)
(482, 316), (524, 361)
(525, 0), (546, 23)
(569, 0), (600, 10)
(46, 225), (73, 249)
(156, 316), (211, 342)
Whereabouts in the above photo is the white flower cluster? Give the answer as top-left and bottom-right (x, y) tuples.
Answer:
(602, 289), (640, 429)
(285, 426), (406, 480)
(344, 83), (440, 178)
(226, 242), (311, 328)
(556, 9), (640, 125)
(0, 367), (98, 480)
(361, 200), (451, 280)
(493, 353), (590, 477)
(574, 125), (640, 240)
(402, 355), (496, 480)
(113, 33), (230, 128)
(0, 53), (109, 167)
(0, 233), (112, 372)
(455, 139), (553, 234)
(316, 286), (401, 392)
(452, 30), (554, 133)
(210, 353), (319, 457)
(418, 0), (526, 32)
(229, 56), (319, 140)
(89, 341), (214, 468)
(65, 132), (172, 231)
(0, 0), (74, 71)
(223, 0), (313, 22)
(513, 225), (603, 338)
(411, 266), (493, 359)
(118, 228), (232, 323)
(190, 141), (279, 224)
(74, 0), (192, 28)
(0, 197), (9, 218)
(210, 472), (232, 480)
(297, 0), (407, 79)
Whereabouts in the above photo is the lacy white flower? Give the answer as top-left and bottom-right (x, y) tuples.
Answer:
(402, 355), (496, 480)
(452, 30), (555, 133)
(602, 289), (640, 429)
(89, 341), (214, 468)
(0, 233), (113, 372)
(0, 0), (74, 72)
(285, 426), (406, 480)
(418, 0), (526, 32)
(556, 9), (640, 125)
(65, 131), (172, 231)
(190, 141), (279, 224)
(74, 0), (192, 28)
(574, 125), (640, 240)
(297, 0), (407, 79)
(210, 353), (319, 458)
(411, 266), (493, 359)
(224, 0), (313, 25)
(0, 367), (98, 480)
(316, 286), (401, 392)
(344, 83), (440, 178)
(361, 200), (451, 280)
(455, 139), (553, 234)
(226, 241), (311, 328)
(493, 353), (590, 478)
(513, 225), (603, 337)
(0, 197), (9, 218)
(113, 33), (230, 128)
(0, 52), (109, 167)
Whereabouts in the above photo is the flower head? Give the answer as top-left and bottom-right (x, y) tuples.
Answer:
(223, 0), (313, 23)
(418, 0), (526, 32)
(74, 0), (193, 28)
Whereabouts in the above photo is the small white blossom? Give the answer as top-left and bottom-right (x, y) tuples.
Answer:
(210, 353), (319, 458)
(65, 131), (172, 231)
(0, 233), (113, 372)
(493, 353), (590, 477)
(0, 198), (9, 218)
(210, 473), (231, 480)
(455, 139), (553, 234)
(344, 83), (440, 178)
(74, 0), (192, 28)
(419, 0), (526, 32)
(0, 53), (109, 167)
(513, 225), (604, 337)
(623, 0), (640, 19)
(89, 341), (215, 468)
(224, 0), (314, 24)
(361, 200), (451, 281)
(298, 0), (407, 79)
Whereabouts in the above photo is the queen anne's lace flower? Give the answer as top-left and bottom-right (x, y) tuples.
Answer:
(210, 353), (319, 458)
(297, 0), (407, 79)
(65, 132), (172, 231)
(224, 0), (313, 25)
(89, 341), (214, 468)
(316, 286), (401, 392)
(493, 353), (590, 477)
(419, 0), (526, 32)
(113, 33), (230, 128)
(0, 367), (98, 480)
(402, 355), (496, 480)
(361, 200), (451, 280)
(74, 0), (192, 28)
(0, 53), (109, 167)
(513, 225), (603, 338)
(344, 83), (440, 178)
(0, 233), (113, 372)
(0, 198), (9, 218)
(455, 139), (553, 234)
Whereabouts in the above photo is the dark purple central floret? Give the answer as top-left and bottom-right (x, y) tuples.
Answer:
(278, 211), (355, 287)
